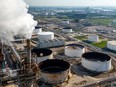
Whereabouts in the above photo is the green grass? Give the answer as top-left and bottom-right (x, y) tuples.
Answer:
(74, 35), (87, 40)
(74, 35), (107, 49)
(89, 18), (112, 26)
(90, 41), (107, 48)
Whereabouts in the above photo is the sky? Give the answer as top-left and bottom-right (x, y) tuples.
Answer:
(24, 0), (116, 6)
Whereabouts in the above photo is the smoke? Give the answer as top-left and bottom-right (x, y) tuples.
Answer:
(0, 0), (37, 41)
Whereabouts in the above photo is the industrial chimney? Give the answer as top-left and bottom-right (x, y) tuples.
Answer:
(26, 39), (31, 68)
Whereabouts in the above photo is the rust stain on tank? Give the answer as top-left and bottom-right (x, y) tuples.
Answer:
(38, 59), (70, 84)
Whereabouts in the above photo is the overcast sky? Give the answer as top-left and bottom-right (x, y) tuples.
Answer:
(23, 0), (116, 6)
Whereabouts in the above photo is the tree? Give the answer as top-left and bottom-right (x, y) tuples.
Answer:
(74, 18), (79, 23)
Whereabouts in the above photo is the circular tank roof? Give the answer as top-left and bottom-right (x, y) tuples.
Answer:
(38, 32), (53, 35)
(31, 48), (52, 57)
(82, 52), (111, 62)
(63, 27), (72, 29)
(35, 26), (41, 29)
(39, 59), (70, 73)
(66, 44), (84, 49)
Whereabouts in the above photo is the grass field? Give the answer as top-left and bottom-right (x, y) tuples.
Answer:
(90, 40), (107, 48)
(74, 35), (87, 40)
(89, 18), (112, 26)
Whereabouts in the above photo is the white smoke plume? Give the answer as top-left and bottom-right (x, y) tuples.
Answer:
(0, 0), (37, 41)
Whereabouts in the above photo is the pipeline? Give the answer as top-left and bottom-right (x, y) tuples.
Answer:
(7, 40), (21, 62)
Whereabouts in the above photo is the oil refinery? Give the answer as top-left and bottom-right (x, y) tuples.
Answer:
(0, 0), (116, 87)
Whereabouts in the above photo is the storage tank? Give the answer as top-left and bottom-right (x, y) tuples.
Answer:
(82, 52), (112, 72)
(65, 44), (85, 57)
(31, 48), (53, 64)
(62, 27), (73, 33)
(38, 32), (54, 41)
(62, 20), (70, 24)
(38, 59), (70, 84)
(88, 34), (99, 42)
(33, 26), (42, 34)
(107, 41), (116, 51)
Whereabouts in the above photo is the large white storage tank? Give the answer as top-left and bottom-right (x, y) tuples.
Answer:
(38, 32), (54, 41)
(82, 52), (112, 72)
(33, 26), (42, 34)
(65, 44), (85, 57)
(31, 48), (53, 64)
(88, 34), (99, 42)
(62, 27), (73, 33)
(107, 41), (116, 51)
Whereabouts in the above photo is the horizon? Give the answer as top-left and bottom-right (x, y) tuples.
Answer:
(29, 6), (116, 7)
(24, 0), (116, 7)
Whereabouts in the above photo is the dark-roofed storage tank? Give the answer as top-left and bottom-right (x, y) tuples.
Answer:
(38, 59), (70, 84)
(32, 48), (53, 64)
(82, 52), (112, 72)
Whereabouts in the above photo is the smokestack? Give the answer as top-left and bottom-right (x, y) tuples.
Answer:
(0, 41), (4, 61)
(26, 39), (31, 67)
(0, 41), (4, 69)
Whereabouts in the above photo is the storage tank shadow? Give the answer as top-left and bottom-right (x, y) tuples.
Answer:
(82, 52), (112, 72)
(38, 59), (70, 84)
(31, 48), (53, 64)
(65, 44), (85, 57)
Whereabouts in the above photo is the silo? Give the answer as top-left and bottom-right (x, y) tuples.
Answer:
(31, 48), (53, 64)
(82, 52), (112, 72)
(65, 44), (85, 57)
(38, 32), (54, 41)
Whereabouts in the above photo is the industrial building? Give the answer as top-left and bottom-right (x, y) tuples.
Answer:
(65, 44), (85, 57)
(88, 34), (99, 42)
(107, 41), (116, 51)
(38, 39), (65, 48)
(82, 52), (112, 72)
